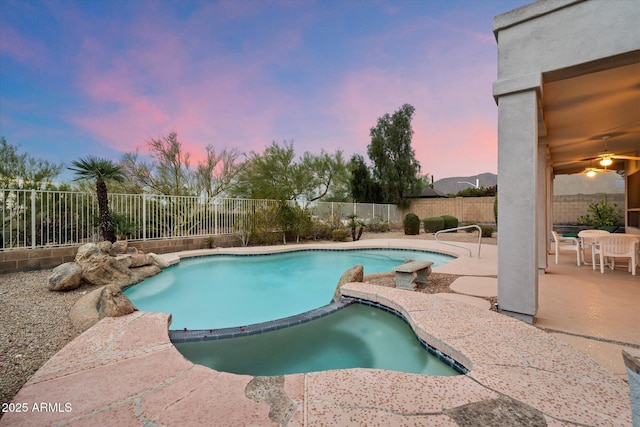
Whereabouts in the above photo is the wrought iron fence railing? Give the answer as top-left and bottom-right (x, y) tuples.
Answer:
(0, 189), (399, 250)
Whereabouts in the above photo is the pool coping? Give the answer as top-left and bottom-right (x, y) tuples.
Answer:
(2, 240), (632, 425)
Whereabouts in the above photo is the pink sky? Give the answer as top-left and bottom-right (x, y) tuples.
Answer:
(1, 0), (531, 182)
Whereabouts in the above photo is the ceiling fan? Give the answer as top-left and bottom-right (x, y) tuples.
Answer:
(579, 165), (610, 177)
(586, 135), (640, 167)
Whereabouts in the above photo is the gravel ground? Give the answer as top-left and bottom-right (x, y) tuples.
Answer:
(0, 271), (101, 409)
(0, 229), (496, 409)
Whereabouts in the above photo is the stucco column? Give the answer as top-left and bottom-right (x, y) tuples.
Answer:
(537, 139), (548, 271)
(497, 89), (538, 323)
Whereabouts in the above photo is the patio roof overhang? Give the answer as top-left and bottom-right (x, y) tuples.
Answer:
(541, 52), (640, 176)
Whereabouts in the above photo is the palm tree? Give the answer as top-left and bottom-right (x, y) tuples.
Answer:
(69, 156), (125, 243)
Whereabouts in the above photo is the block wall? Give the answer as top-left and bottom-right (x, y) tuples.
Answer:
(0, 235), (241, 274)
(401, 194), (625, 226)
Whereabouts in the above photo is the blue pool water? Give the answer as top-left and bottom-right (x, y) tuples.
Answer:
(124, 248), (453, 330)
(173, 303), (461, 376)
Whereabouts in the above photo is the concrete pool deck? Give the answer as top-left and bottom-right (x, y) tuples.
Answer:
(1, 239), (634, 426)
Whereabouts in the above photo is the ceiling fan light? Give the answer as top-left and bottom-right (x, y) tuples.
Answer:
(600, 157), (613, 167)
(586, 169), (597, 177)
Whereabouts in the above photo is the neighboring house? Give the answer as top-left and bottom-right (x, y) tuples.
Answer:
(493, 0), (640, 323)
(417, 187), (447, 198)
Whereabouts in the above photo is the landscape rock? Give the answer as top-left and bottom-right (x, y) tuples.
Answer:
(148, 252), (170, 268)
(129, 254), (152, 268)
(96, 241), (112, 254)
(98, 284), (138, 319)
(78, 254), (132, 287)
(129, 265), (162, 284)
(74, 243), (101, 262)
(47, 262), (83, 291)
(332, 264), (363, 302)
(51, 240), (167, 293)
(110, 240), (128, 255)
(115, 255), (133, 269)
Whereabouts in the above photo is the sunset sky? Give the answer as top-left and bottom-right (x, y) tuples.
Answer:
(1, 0), (530, 183)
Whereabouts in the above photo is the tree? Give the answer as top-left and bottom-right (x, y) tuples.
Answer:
(348, 154), (381, 203)
(231, 140), (347, 203)
(68, 156), (124, 243)
(297, 149), (347, 203)
(120, 132), (193, 196)
(232, 141), (297, 200)
(0, 137), (64, 189)
(194, 145), (244, 197)
(367, 104), (423, 204)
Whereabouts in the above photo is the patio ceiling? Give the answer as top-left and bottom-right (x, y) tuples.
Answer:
(542, 56), (640, 176)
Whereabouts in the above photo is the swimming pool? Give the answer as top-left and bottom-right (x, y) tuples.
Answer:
(124, 248), (453, 330)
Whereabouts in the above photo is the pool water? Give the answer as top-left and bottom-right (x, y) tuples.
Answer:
(173, 303), (460, 376)
(124, 249), (453, 330)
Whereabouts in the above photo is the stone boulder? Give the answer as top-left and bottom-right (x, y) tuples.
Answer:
(129, 265), (162, 283)
(110, 240), (128, 255)
(79, 253), (132, 287)
(129, 253), (152, 268)
(148, 252), (169, 269)
(75, 243), (101, 262)
(50, 240), (167, 292)
(48, 262), (83, 291)
(332, 264), (363, 302)
(96, 241), (112, 254)
(98, 284), (138, 319)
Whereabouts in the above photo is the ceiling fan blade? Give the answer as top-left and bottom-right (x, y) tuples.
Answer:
(611, 154), (640, 161)
(602, 120), (640, 132)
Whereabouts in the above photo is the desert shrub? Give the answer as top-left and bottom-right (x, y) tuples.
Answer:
(576, 201), (623, 228)
(464, 222), (477, 233)
(277, 203), (313, 243)
(311, 222), (332, 240)
(423, 216), (445, 233)
(367, 217), (390, 233)
(332, 228), (349, 242)
(403, 213), (420, 235)
(440, 215), (459, 230)
(111, 212), (137, 240)
(480, 225), (494, 238)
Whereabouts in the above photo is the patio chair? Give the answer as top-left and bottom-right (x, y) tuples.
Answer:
(551, 231), (580, 266)
(593, 236), (638, 275)
(578, 229), (610, 266)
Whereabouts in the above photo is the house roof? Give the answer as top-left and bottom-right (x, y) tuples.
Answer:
(417, 187), (447, 198)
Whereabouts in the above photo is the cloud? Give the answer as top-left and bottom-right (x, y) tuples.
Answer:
(17, 0), (503, 180)
(0, 26), (48, 67)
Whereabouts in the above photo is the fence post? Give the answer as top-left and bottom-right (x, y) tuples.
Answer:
(31, 190), (36, 249)
(215, 201), (218, 235)
(142, 194), (147, 241)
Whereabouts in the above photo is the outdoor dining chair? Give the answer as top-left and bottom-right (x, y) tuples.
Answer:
(578, 229), (610, 266)
(592, 235), (638, 276)
(551, 231), (581, 266)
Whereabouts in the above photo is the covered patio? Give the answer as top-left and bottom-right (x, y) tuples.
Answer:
(538, 249), (640, 379)
(493, 0), (640, 323)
